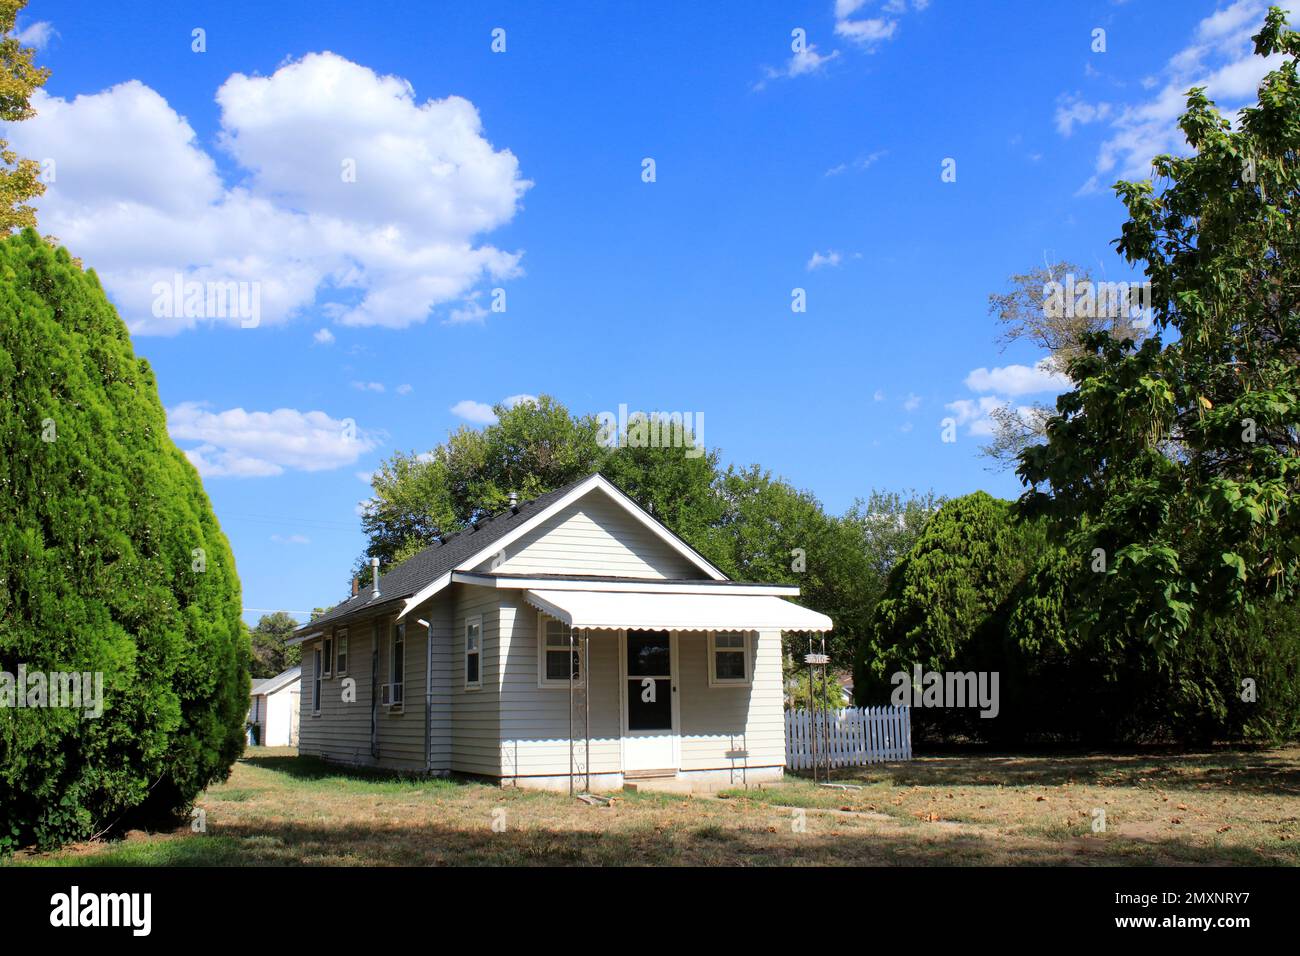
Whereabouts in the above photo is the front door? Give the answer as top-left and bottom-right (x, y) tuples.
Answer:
(622, 629), (678, 773)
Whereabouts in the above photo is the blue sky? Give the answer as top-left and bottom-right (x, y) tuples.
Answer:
(7, 0), (1293, 623)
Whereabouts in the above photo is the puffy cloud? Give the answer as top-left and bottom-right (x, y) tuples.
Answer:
(964, 358), (1071, 396)
(451, 393), (538, 426)
(8, 52), (530, 334)
(449, 399), (497, 425)
(902, 392), (922, 412)
(943, 396), (1005, 437)
(313, 328), (335, 345)
(167, 402), (378, 477)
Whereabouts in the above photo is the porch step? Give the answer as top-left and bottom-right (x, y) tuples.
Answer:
(623, 776), (695, 795)
(623, 768), (678, 780)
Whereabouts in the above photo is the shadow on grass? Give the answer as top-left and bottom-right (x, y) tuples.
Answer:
(803, 749), (1300, 796)
(238, 753), (483, 790)
(20, 817), (1295, 868)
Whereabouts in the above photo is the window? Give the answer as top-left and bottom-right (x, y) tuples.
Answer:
(465, 616), (482, 690)
(387, 623), (404, 708)
(537, 615), (583, 688)
(335, 628), (348, 676)
(708, 631), (751, 686)
(312, 646), (322, 714)
(322, 634), (333, 678)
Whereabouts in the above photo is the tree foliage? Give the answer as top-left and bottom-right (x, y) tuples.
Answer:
(249, 612), (302, 679)
(1019, 9), (1300, 653)
(0, 230), (248, 849)
(0, 1), (49, 234)
(852, 493), (1047, 731)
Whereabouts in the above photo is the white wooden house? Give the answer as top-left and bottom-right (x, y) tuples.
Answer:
(248, 666), (301, 747)
(288, 473), (831, 790)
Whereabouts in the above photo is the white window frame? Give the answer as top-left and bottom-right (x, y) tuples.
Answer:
(464, 615), (483, 691)
(322, 634), (333, 679)
(707, 630), (752, 687)
(387, 622), (405, 712)
(311, 644), (322, 715)
(537, 613), (585, 689)
(335, 627), (348, 677)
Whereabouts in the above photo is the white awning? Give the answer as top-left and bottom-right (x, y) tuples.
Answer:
(522, 589), (832, 632)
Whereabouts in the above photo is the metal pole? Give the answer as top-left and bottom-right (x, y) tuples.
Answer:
(821, 633), (830, 782)
(583, 630), (591, 793)
(807, 633), (817, 784)
(568, 624), (575, 796)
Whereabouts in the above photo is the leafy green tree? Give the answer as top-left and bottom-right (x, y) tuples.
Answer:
(712, 465), (873, 662)
(0, 1), (48, 234)
(853, 493), (1047, 728)
(249, 612), (302, 678)
(0, 230), (248, 849)
(1019, 9), (1300, 653)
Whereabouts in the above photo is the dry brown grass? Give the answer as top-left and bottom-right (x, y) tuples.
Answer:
(11, 746), (1300, 866)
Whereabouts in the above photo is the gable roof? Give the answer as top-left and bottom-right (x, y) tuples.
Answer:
(294, 473), (725, 636)
(251, 666), (301, 697)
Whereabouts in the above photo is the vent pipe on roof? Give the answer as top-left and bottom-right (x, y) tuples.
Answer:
(371, 557), (380, 599)
(509, 491), (518, 513)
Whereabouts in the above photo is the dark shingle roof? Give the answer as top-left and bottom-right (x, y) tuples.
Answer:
(298, 475), (595, 633)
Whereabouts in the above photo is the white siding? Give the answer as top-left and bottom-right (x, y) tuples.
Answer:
(475, 491), (699, 579)
(263, 681), (299, 746)
(449, 585), (502, 776)
(298, 621), (375, 765)
(498, 592), (622, 779)
(676, 629), (785, 771)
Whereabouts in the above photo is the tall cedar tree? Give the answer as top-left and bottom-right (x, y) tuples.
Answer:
(0, 231), (249, 849)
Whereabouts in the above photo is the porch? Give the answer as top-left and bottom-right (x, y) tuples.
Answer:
(497, 585), (832, 793)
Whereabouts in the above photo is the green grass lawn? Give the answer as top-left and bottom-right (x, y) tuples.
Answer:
(8, 745), (1300, 866)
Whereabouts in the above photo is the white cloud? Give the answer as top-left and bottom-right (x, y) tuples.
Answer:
(396, 383), (413, 395)
(313, 328), (335, 345)
(351, 381), (385, 393)
(807, 249), (843, 270)
(12, 20), (57, 50)
(833, 0), (926, 51)
(451, 393), (538, 426)
(167, 402), (377, 477)
(446, 298), (488, 325)
(963, 358), (1071, 396)
(271, 533), (311, 545)
(944, 396), (1005, 437)
(450, 399), (497, 425)
(1054, 94), (1112, 136)
(755, 43), (840, 90)
(1066, 0), (1299, 189)
(825, 149), (887, 176)
(873, 389), (885, 401)
(902, 392), (921, 412)
(7, 52), (530, 334)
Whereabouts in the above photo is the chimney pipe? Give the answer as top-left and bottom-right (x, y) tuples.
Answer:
(351, 576), (359, 598)
(509, 491), (518, 513)
(371, 557), (380, 599)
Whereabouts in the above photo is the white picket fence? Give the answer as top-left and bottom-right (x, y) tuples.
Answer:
(785, 706), (912, 769)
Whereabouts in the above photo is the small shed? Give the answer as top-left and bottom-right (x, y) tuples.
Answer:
(248, 666), (301, 747)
